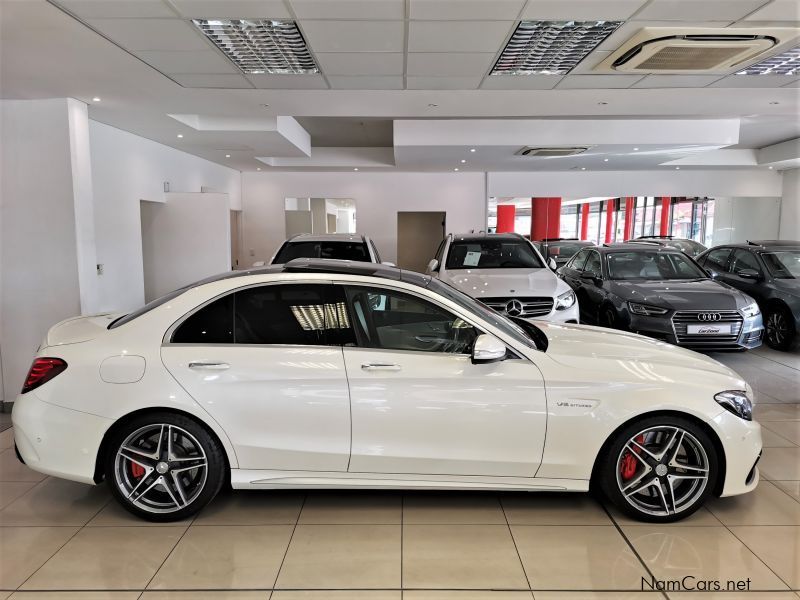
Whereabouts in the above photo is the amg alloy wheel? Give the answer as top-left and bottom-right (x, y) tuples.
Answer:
(601, 417), (718, 522)
(105, 413), (225, 521)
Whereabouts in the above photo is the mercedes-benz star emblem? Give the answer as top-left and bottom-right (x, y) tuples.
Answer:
(698, 313), (722, 322)
(505, 299), (524, 317)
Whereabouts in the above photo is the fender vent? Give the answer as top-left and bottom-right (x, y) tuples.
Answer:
(516, 147), (589, 157)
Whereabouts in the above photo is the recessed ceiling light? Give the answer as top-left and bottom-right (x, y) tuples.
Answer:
(603, 158), (609, 162)
(581, 167), (586, 170)
(460, 159), (466, 163)
(454, 168), (459, 171)
(491, 21), (622, 75)
(768, 165), (774, 169)
(92, 97), (101, 102)
(633, 147), (639, 151)
(257, 167), (262, 171)
(192, 19), (318, 74)
(469, 148), (476, 152)
(737, 46), (800, 76)
(675, 166), (680, 170)
(225, 154), (231, 158)
(353, 168), (359, 171)
(177, 134), (183, 138)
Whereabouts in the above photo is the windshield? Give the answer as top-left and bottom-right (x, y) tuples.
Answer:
(274, 241), (370, 263)
(607, 251), (707, 281)
(762, 251), (800, 279)
(427, 278), (543, 351)
(445, 240), (544, 270)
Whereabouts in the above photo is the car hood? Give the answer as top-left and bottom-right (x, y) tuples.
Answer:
(536, 321), (742, 380)
(442, 268), (566, 299)
(610, 279), (748, 310)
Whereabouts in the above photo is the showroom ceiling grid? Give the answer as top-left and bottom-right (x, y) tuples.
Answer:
(50, 0), (800, 91)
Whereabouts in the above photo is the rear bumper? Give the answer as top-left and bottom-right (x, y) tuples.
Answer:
(12, 391), (111, 485)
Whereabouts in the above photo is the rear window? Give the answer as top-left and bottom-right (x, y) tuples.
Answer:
(274, 241), (370, 263)
(108, 287), (190, 329)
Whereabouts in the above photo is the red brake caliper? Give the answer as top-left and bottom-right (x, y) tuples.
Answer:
(620, 434), (645, 481)
(130, 463), (145, 478)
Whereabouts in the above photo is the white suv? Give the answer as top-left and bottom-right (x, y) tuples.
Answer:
(271, 233), (388, 265)
(427, 233), (579, 323)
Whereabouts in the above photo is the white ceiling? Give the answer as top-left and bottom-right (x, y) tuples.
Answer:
(0, 0), (798, 172)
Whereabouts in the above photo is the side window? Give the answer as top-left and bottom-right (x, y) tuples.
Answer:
(704, 248), (732, 272)
(567, 249), (590, 271)
(172, 294), (234, 344)
(344, 286), (478, 354)
(584, 251), (603, 278)
(730, 250), (761, 275)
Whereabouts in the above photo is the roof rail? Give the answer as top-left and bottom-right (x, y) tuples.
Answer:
(638, 235), (674, 240)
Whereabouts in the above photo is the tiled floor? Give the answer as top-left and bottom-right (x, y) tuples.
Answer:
(0, 346), (798, 599)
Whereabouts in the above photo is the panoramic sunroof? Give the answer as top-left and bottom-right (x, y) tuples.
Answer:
(192, 19), (318, 75)
(736, 45), (800, 75)
(491, 20), (622, 76)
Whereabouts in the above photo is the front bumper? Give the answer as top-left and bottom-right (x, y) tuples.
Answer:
(626, 311), (763, 350)
(712, 410), (762, 497)
(12, 391), (112, 484)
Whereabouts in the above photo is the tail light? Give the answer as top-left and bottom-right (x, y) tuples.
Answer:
(21, 357), (67, 394)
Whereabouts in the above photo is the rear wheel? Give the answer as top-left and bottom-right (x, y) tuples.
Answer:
(600, 416), (718, 522)
(104, 412), (225, 522)
(764, 304), (796, 351)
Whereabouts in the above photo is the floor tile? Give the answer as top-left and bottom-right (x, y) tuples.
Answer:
(87, 499), (194, 527)
(148, 525), (293, 589)
(761, 425), (798, 447)
(272, 593), (400, 600)
(21, 526), (185, 590)
(298, 491), (401, 524)
(405, 593), (532, 599)
(0, 481), (37, 510)
(669, 594), (799, 600)
(759, 447), (800, 480)
(606, 504), (722, 526)
(0, 449), (46, 483)
(404, 492), (506, 524)
(755, 404), (800, 422)
(731, 526), (800, 589)
(0, 526), (79, 589)
(9, 593), (140, 599)
(141, 592), (269, 599)
(0, 478), (110, 526)
(534, 594), (656, 599)
(501, 493), (612, 525)
(763, 421), (800, 445)
(707, 481), (800, 525)
(277, 524), (400, 589)
(623, 525), (789, 590)
(193, 490), (303, 525)
(774, 481), (800, 502)
(403, 524), (528, 589)
(512, 525), (648, 590)
(0, 429), (13, 451)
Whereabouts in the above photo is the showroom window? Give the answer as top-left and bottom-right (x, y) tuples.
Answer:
(560, 205), (579, 238)
(344, 286), (478, 354)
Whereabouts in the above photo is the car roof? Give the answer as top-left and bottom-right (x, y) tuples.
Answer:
(709, 241), (800, 251)
(287, 233), (366, 243)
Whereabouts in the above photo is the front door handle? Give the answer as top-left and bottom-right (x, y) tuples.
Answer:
(188, 361), (230, 370)
(361, 362), (402, 372)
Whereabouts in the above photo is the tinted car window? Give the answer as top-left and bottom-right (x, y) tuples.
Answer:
(345, 286), (478, 354)
(274, 241), (370, 263)
(445, 240), (544, 269)
(665, 240), (706, 257)
(547, 242), (587, 260)
(703, 248), (732, 272)
(172, 294), (234, 344)
(762, 250), (800, 279)
(567, 249), (590, 271)
(584, 252), (602, 277)
(730, 250), (762, 275)
(607, 251), (706, 280)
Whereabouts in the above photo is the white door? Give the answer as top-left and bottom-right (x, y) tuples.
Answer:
(340, 284), (547, 477)
(161, 283), (352, 471)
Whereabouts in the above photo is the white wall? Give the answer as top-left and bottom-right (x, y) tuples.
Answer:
(711, 197), (782, 245)
(90, 120), (241, 312)
(780, 169), (800, 240)
(241, 172), (486, 264)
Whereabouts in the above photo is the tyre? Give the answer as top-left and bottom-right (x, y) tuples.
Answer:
(104, 412), (226, 522)
(601, 306), (618, 329)
(764, 304), (796, 351)
(599, 415), (718, 523)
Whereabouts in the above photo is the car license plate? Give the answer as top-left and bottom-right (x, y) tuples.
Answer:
(687, 323), (731, 335)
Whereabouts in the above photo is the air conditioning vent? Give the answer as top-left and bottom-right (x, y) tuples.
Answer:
(517, 147), (589, 157)
(596, 28), (799, 74)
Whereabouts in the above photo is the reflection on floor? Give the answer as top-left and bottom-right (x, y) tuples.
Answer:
(0, 346), (798, 599)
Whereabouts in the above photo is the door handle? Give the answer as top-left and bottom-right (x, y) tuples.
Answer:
(188, 361), (230, 370)
(361, 362), (402, 372)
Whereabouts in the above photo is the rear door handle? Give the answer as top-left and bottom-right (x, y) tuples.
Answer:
(361, 362), (402, 372)
(188, 361), (230, 370)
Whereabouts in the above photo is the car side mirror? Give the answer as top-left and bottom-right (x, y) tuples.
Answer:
(548, 258), (557, 271)
(471, 333), (506, 364)
(580, 271), (599, 283)
(737, 268), (762, 280)
(427, 259), (439, 273)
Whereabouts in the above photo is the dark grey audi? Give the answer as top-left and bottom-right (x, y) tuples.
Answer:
(558, 244), (764, 350)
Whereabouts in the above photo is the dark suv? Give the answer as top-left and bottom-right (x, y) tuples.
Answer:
(696, 241), (800, 350)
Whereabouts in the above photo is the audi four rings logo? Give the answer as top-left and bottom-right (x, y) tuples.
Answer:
(505, 299), (524, 317)
(698, 313), (722, 321)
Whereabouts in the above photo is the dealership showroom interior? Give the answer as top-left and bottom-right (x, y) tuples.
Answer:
(3, 0), (800, 598)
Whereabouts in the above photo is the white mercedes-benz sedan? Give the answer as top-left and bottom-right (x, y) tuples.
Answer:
(12, 259), (761, 523)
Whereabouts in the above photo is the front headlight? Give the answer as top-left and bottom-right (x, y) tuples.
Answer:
(628, 301), (669, 316)
(555, 290), (576, 310)
(742, 302), (760, 318)
(714, 390), (753, 421)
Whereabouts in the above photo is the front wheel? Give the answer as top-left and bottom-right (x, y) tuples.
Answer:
(599, 416), (718, 523)
(764, 304), (796, 351)
(104, 412), (226, 522)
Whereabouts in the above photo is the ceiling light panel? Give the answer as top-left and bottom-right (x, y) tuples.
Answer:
(491, 20), (622, 76)
(737, 46), (800, 76)
(192, 19), (318, 74)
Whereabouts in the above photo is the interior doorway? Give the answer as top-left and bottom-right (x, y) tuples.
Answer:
(230, 209), (242, 270)
(397, 211), (446, 272)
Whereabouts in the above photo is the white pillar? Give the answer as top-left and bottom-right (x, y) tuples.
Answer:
(780, 169), (800, 240)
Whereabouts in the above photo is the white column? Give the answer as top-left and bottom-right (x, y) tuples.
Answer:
(780, 169), (800, 241)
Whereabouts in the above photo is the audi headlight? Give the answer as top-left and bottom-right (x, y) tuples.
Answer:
(742, 302), (760, 318)
(556, 290), (576, 310)
(714, 390), (753, 421)
(628, 302), (669, 316)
